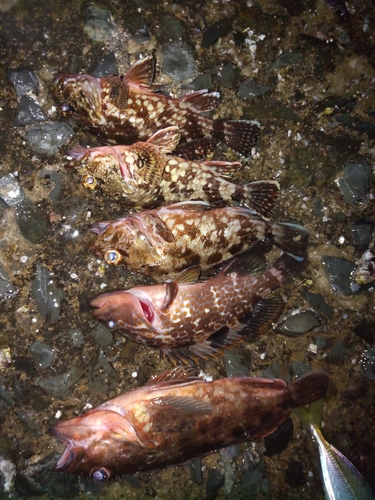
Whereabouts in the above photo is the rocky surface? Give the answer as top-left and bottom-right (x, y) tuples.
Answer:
(0, 0), (374, 499)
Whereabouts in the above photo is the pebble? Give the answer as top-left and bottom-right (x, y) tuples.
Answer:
(161, 43), (196, 82)
(15, 199), (49, 244)
(202, 18), (232, 48)
(206, 468), (224, 500)
(277, 312), (320, 336)
(351, 219), (374, 253)
(322, 255), (360, 295)
(35, 362), (85, 397)
(13, 95), (47, 126)
(92, 323), (114, 348)
(335, 162), (371, 203)
(270, 51), (303, 70)
(264, 418), (294, 456)
(83, 4), (115, 42)
(302, 291), (333, 319)
(215, 63), (240, 89)
(66, 328), (84, 347)
(25, 122), (74, 155)
(237, 80), (272, 101)
(30, 263), (63, 323)
(29, 341), (55, 368)
(0, 173), (25, 207)
(7, 69), (39, 96)
(38, 169), (65, 203)
(91, 52), (118, 77)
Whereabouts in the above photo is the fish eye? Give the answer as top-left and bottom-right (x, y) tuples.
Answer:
(104, 250), (122, 266)
(82, 175), (97, 190)
(61, 103), (74, 115)
(90, 467), (111, 482)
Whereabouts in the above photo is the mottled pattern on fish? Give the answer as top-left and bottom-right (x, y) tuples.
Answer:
(67, 127), (279, 219)
(90, 251), (307, 364)
(53, 56), (260, 158)
(90, 201), (309, 280)
(50, 367), (329, 479)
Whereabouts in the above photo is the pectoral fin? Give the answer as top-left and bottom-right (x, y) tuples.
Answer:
(146, 126), (181, 153)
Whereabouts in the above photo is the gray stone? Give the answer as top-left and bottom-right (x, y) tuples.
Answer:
(351, 219), (374, 253)
(7, 69), (39, 96)
(92, 323), (114, 348)
(237, 80), (272, 101)
(83, 4), (115, 42)
(29, 341), (55, 368)
(35, 363), (85, 397)
(161, 43), (196, 82)
(270, 52), (303, 70)
(67, 328), (84, 347)
(215, 63), (241, 89)
(92, 52), (118, 77)
(336, 163), (371, 203)
(322, 255), (360, 295)
(0, 173), (25, 207)
(25, 122), (74, 155)
(277, 311), (320, 336)
(38, 169), (65, 203)
(16, 199), (49, 244)
(30, 263), (64, 323)
(14, 96), (47, 126)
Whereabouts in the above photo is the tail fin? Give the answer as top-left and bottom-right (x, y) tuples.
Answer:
(213, 119), (260, 157)
(289, 371), (329, 407)
(235, 180), (280, 219)
(272, 222), (310, 259)
(268, 251), (309, 287)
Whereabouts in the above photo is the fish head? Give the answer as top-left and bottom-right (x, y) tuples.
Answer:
(90, 286), (168, 345)
(51, 408), (142, 479)
(66, 146), (136, 198)
(52, 73), (103, 121)
(90, 216), (162, 270)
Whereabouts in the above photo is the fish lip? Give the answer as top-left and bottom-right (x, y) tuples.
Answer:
(49, 425), (75, 471)
(90, 291), (155, 326)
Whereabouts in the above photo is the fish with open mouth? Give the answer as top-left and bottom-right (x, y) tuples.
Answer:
(90, 250), (307, 364)
(50, 367), (329, 480)
(89, 201), (309, 280)
(66, 126), (279, 219)
(53, 55), (260, 159)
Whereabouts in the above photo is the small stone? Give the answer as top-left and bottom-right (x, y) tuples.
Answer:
(202, 18), (232, 48)
(322, 255), (360, 295)
(277, 312), (320, 336)
(270, 52), (303, 70)
(206, 468), (224, 500)
(351, 219), (374, 253)
(25, 122), (74, 155)
(92, 52), (118, 77)
(7, 69), (39, 96)
(92, 323), (114, 348)
(66, 328), (84, 347)
(38, 169), (65, 203)
(215, 63), (240, 89)
(161, 43), (196, 82)
(237, 80), (272, 101)
(336, 163), (371, 203)
(30, 263), (63, 323)
(13, 95), (47, 126)
(35, 363), (84, 397)
(29, 341), (55, 368)
(302, 291), (333, 319)
(83, 4), (115, 42)
(0, 173), (25, 207)
(264, 418), (294, 456)
(15, 199), (49, 244)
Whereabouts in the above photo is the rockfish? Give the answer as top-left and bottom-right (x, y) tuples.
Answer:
(89, 201), (309, 280)
(90, 250), (307, 364)
(53, 55), (260, 159)
(66, 126), (279, 219)
(50, 367), (329, 480)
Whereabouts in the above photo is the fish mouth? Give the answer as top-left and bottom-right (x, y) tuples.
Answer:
(50, 425), (77, 471)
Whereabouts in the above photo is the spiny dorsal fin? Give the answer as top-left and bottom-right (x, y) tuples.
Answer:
(242, 295), (285, 342)
(125, 55), (156, 87)
(180, 89), (220, 112)
(146, 367), (200, 385)
(174, 265), (201, 284)
(222, 249), (267, 277)
(146, 126), (181, 153)
(202, 160), (242, 176)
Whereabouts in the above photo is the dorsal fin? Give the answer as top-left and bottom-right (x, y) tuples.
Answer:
(180, 89), (220, 112)
(202, 160), (242, 176)
(149, 214), (175, 242)
(146, 367), (200, 385)
(174, 265), (201, 284)
(146, 126), (181, 153)
(222, 249), (267, 277)
(125, 55), (156, 87)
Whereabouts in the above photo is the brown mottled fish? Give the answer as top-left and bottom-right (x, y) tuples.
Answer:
(66, 126), (279, 219)
(90, 250), (307, 364)
(53, 55), (260, 159)
(50, 366), (329, 480)
(89, 201), (309, 280)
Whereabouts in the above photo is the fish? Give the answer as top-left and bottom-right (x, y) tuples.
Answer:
(66, 126), (280, 219)
(53, 55), (260, 159)
(90, 250), (307, 365)
(293, 400), (375, 500)
(50, 366), (329, 480)
(89, 200), (310, 280)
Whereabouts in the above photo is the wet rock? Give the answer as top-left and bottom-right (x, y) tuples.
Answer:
(25, 122), (74, 155)
(264, 418), (293, 456)
(326, 340), (348, 365)
(215, 63), (240, 89)
(91, 51), (118, 77)
(270, 51), (303, 70)
(0, 173), (25, 207)
(38, 169), (65, 204)
(15, 199), (49, 244)
(13, 95), (47, 126)
(29, 341), (55, 369)
(158, 14), (186, 43)
(220, 447), (235, 494)
(161, 43), (196, 82)
(224, 350), (249, 377)
(277, 311), (320, 336)
(0, 265), (16, 300)
(88, 349), (117, 396)
(237, 80), (272, 101)
(353, 320), (375, 344)
(262, 362), (291, 383)
(322, 255), (360, 295)
(92, 323), (114, 348)
(7, 69), (39, 96)
(35, 361), (85, 398)
(186, 71), (214, 91)
(302, 291), (333, 319)
(335, 115), (375, 138)
(360, 347), (375, 380)
(315, 335), (329, 351)
(238, 453), (266, 495)
(291, 361), (312, 379)
(66, 328), (84, 347)
(336, 162), (371, 203)
(187, 458), (203, 485)
(30, 263), (63, 323)
(202, 18), (233, 48)
(83, 3), (115, 42)
(206, 468), (224, 500)
(351, 219), (374, 253)
(0, 379), (15, 408)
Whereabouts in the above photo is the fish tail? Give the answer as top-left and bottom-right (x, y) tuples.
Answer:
(234, 180), (280, 219)
(289, 371), (329, 408)
(267, 251), (309, 287)
(213, 119), (260, 157)
(271, 222), (310, 259)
